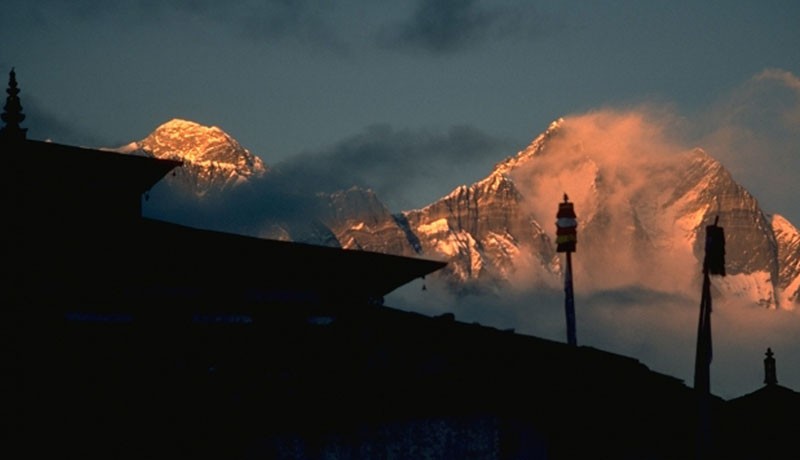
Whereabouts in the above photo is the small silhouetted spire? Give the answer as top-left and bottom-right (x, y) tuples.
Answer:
(764, 347), (777, 386)
(1, 67), (28, 140)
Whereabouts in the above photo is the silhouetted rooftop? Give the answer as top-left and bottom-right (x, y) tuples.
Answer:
(2, 138), (181, 195)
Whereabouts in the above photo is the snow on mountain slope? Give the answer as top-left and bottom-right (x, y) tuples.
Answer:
(323, 113), (799, 308)
(324, 187), (417, 255)
(773, 214), (800, 307)
(116, 115), (800, 310)
(119, 119), (267, 196)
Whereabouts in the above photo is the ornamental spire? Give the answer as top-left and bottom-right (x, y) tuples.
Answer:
(1, 67), (28, 141)
(764, 347), (777, 386)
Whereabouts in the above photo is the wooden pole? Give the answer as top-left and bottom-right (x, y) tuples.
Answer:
(564, 251), (577, 346)
(694, 270), (712, 393)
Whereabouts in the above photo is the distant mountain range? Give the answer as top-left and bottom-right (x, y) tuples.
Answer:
(115, 118), (800, 309)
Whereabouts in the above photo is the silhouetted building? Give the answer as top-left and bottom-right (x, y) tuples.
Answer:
(4, 132), (712, 459)
(1, 135), (446, 459)
(723, 349), (800, 460)
(4, 70), (790, 459)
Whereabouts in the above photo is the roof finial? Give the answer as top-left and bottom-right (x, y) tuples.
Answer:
(1, 67), (28, 141)
(764, 347), (778, 386)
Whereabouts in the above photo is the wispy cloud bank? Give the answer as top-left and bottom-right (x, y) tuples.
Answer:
(17, 94), (111, 147)
(507, 109), (700, 293)
(143, 122), (513, 239)
(387, 99), (800, 399)
(10, 0), (544, 54)
(276, 123), (515, 211)
(699, 68), (800, 222)
(144, 70), (800, 400)
(388, 269), (800, 400)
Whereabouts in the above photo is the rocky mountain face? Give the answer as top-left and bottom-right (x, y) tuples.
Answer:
(324, 187), (420, 256)
(117, 119), (267, 196)
(120, 117), (800, 309)
(773, 215), (800, 304)
(323, 119), (800, 308)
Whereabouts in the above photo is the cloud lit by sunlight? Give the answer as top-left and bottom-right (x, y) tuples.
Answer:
(389, 86), (800, 398)
(508, 109), (702, 293)
(144, 68), (800, 399)
(388, 273), (800, 400)
(699, 68), (800, 224)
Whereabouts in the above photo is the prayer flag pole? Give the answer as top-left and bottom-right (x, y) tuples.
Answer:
(694, 215), (725, 459)
(556, 194), (578, 346)
(694, 216), (725, 392)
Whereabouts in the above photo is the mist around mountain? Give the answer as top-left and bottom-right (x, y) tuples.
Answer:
(131, 112), (800, 399)
(328, 114), (799, 309)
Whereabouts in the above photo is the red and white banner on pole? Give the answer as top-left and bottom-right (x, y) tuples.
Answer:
(556, 194), (577, 253)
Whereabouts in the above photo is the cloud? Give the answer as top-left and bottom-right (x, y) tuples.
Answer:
(756, 68), (800, 92)
(169, 0), (344, 49)
(580, 288), (800, 400)
(143, 168), (331, 241)
(383, 105), (800, 399)
(13, 93), (111, 147)
(144, 74), (800, 401)
(275, 123), (516, 211)
(379, 0), (541, 54)
(698, 68), (800, 224)
(388, 276), (800, 400)
(506, 109), (701, 294)
(143, 122), (513, 242)
(5, 0), (546, 56)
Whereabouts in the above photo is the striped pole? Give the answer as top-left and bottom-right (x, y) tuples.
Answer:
(556, 194), (578, 346)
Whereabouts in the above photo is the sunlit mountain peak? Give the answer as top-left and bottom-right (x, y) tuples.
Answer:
(117, 118), (267, 196)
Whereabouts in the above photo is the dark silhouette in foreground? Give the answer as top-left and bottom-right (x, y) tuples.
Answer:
(4, 69), (798, 460)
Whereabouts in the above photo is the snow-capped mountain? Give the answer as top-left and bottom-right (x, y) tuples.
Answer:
(325, 117), (800, 309)
(117, 119), (267, 195)
(120, 116), (800, 309)
(773, 214), (800, 305)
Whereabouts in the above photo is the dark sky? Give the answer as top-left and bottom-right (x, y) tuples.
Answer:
(2, 0), (798, 218)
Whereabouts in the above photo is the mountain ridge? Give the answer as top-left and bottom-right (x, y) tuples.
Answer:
(325, 116), (800, 308)
(121, 116), (800, 309)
